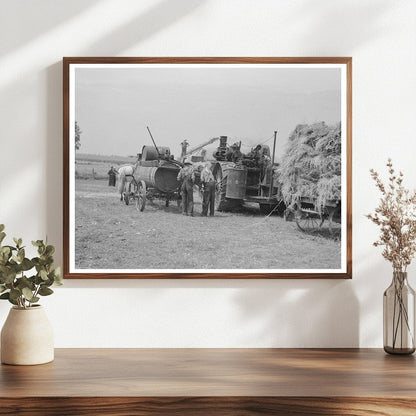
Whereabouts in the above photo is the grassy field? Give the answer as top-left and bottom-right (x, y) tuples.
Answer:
(74, 179), (341, 270)
(75, 153), (136, 180)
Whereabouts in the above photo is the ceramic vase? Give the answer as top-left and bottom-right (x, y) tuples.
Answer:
(1, 305), (54, 365)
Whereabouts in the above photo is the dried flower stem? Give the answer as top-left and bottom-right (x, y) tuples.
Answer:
(366, 159), (416, 272)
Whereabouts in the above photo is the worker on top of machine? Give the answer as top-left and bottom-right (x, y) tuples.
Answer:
(226, 142), (243, 163)
(177, 158), (195, 216)
(247, 144), (262, 164)
(200, 161), (216, 217)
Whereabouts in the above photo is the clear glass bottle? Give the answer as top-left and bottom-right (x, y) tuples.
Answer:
(384, 271), (415, 355)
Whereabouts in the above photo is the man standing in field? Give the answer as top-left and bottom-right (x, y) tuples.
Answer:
(107, 166), (117, 186)
(177, 158), (195, 216)
(200, 161), (216, 217)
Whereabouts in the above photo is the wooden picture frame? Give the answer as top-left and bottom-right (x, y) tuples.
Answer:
(63, 57), (352, 279)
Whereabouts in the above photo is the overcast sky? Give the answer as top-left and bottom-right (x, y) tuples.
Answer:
(74, 65), (341, 160)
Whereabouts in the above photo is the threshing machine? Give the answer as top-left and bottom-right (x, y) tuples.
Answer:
(211, 133), (285, 214)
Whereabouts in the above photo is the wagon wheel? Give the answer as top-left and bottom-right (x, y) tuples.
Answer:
(135, 180), (146, 212)
(295, 206), (324, 233)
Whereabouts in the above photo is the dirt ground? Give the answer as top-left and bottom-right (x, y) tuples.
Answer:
(74, 179), (342, 270)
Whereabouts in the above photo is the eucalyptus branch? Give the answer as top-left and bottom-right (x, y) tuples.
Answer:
(0, 225), (62, 309)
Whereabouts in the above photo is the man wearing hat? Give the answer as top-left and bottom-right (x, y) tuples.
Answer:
(177, 158), (195, 216)
(200, 161), (216, 217)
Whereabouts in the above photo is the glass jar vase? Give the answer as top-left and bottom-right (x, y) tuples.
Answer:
(384, 271), (415, 355)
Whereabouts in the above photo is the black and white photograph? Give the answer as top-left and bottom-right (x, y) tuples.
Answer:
(63, 58), (352, 278)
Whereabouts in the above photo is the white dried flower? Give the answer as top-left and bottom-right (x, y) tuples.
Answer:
(367, 159), (416, 272)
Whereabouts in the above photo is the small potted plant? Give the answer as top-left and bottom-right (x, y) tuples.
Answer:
(367, 160), (416, 355)
(0, 224), (62, 365)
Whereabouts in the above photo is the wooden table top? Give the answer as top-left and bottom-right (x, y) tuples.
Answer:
(1, 348), (415, 398)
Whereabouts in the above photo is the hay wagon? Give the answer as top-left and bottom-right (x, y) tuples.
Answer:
(293, 196), (341, 236)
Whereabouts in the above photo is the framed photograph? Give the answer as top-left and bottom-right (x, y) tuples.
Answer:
(63, 57), (352, 279)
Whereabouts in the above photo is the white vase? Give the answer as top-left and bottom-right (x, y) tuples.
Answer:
(1, 305), (54, 365)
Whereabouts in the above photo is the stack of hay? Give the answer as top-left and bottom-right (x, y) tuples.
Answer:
(278, 121), (341, 210)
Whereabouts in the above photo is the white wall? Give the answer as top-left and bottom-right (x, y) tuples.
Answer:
(1, 0), (415, 347)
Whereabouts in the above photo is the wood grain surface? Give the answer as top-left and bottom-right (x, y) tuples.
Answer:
(1, 397), (416, 416)
(0, 348), (415, 415)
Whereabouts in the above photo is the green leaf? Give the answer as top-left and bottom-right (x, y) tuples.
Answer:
(17, 276), (35, 290)
(44, 276), (56, 287)
(0, 232), (6, 244)
(20, 258), (33, 271)
(8, 297), (18, 306)
(38, 287), (53, 296)
(32, 240), (43, 247)
(16, 248), (25, 263)
(22, 287), (34, 301)
(52, 267), (63, 285)
(51, 266), (61, 277)
(0, 291), (18, 306)
(39, 269), (48, 281)
(0, 224), (4, 232)
(0, 285), (6, 293)
(9, 288), (21, 301)
(2, 271), (17, 285)
(41, 256), (54, 266)
(13, 237), (21, 248)
(0, 249), (9, 265)
(45, 245), (55, 256)
(34, 274), (43, 285)
(0, 246), (10, 255)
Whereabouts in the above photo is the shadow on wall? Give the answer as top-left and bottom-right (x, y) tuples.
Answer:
(0, 0), (101, 56)
(233, 280), (359, 348)
(81, 0), (205, 56)
(58, 277), (359, 348)
(44, 0), (205, 263)
(354, 248), (394, 348)
(46, 62), (64, 263)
